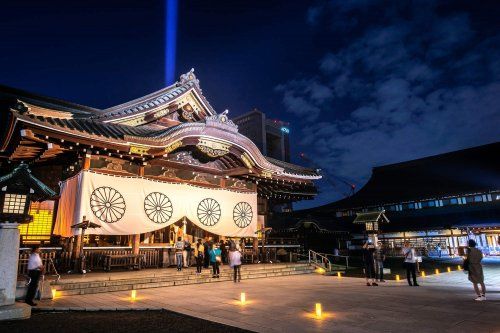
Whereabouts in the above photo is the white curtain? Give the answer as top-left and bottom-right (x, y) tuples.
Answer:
(54, 171), (257, 237)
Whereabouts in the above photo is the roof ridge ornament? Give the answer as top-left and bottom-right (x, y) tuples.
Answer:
(179, 68), (199, 86)
(205, 109), (238, 132)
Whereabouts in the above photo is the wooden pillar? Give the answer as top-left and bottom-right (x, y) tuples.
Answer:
(131, 234), (140, 255)
(129, 165), (146, 255)
(72, 234), (82, 259)
(253, 237), (259, 263)
(83, 154), (91, 170)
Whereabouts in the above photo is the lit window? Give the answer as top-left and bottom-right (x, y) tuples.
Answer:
(450, 198), (458, 205)
(2, 194), (27, 214)
(18, 201), (55, 244)
(474, 195), (483, 202)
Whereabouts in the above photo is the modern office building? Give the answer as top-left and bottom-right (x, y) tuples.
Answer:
(233, 108), (290, 162)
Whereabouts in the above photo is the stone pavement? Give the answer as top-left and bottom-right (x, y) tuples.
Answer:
(34, 267), (500, 333)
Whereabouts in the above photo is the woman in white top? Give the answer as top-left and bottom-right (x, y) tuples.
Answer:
(402, 241), (419, 286)
(228, 248), (242, 283)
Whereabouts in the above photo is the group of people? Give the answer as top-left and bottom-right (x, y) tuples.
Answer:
(361, 239), (487, 301)
(174, 237), (243, 282)
(361, 240), (386, 286)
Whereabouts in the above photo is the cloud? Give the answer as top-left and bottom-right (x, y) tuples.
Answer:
(277, 1), (500, 195)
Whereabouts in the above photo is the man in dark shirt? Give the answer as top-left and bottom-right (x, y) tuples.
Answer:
(362, 240), (377, 286)
(374, 241), (386, 282)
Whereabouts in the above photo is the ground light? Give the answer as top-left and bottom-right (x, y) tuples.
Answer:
(395, 274), (400, 281)
(447, 267), (451, 272)
(316, 267), (325, 274)
(435, 269), (440, 274)
(421, 271), (426, 277)
(315, 303), (322, 319)
(51, 288), (57, 299)
(131, 289), (137, 301)
(240, 292), (246, 305)
(337, 272), (342, 278)
(458, 265), (462, 270)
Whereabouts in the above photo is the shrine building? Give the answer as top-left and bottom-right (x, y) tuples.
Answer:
(0, 69), (320, 252)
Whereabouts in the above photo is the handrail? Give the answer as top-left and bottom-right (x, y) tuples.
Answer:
(308, 250), (332, 272)
(317, 253), (349, 269)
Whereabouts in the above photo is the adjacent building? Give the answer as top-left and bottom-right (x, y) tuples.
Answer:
(283, 142), (500, 255)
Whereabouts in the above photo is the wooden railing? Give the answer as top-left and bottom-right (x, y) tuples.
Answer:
(18, 244), (300, 273)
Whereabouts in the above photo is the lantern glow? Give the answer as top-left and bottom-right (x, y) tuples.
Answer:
(435, 269), (440, 274)
(447, 267), (451, 272)
(421, 271), (426, 277)
(240, 292), (246, 305)
(51, 288), (57, 299)
(337, 272), (342, 278)
(458, 265), (462, 270)
(396, 274), (400, 281)
(315, 303), (322, 319)
(131, 289), (137, 300)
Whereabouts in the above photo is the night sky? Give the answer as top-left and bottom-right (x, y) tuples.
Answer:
(1, 0), (499, 209)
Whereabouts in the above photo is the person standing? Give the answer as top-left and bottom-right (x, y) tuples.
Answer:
(229, 247), (242, 282)
(403, 241), (419, 286)
(174, 237), (184, 271)
(362, 240), (377, 286)
(466, 239), (486, 301)
(209, 243), (222, 278)
(220, 240), (228, 264)
(194, 238), (204, 274)
(25, 245), (44, 306)
(203, 239), (210, 269)
(374, 241), (386, 282)
(183, 238), (191, 268)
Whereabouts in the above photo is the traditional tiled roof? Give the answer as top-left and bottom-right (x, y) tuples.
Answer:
(311, 142), (500, 211)
(17, 112), (161, 140)
(265, 156), (319, 178)
(92, 68), (216, 122)
(0, 163), (56, 201)
(0, 84), (98, 116)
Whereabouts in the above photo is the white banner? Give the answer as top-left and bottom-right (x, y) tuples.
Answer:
(54, 170), (257, 237)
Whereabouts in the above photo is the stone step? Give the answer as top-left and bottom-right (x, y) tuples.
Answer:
(53, 264), (311, 289)
(52, 265), (314, 296)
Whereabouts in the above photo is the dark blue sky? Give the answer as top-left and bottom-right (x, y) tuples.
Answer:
(1, 0), (499, 209)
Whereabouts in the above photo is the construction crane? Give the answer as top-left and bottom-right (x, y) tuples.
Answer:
(299, 152), (356, 197)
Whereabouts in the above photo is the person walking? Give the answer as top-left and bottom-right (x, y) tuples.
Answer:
(362, 240), (377, 286)
(174, 237), (184, 271)
(374, 241), (386, 282)
(209, 243), (222, 278)
(25, 245), (44, 306)
(229, 247), (242, 282)
(466, 239), (486, 301)
(403, 241), (419, 286)
(194, 238), (204, 274)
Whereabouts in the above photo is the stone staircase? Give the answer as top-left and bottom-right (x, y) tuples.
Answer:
(51, 263), (314, 296)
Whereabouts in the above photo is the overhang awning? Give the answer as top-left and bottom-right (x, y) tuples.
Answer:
(353, 210), (390, 224)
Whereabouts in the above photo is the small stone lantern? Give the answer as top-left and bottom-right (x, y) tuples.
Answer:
(0, 163), (55, 320)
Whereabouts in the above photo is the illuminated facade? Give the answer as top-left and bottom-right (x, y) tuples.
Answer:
(0, 69), (320, 247)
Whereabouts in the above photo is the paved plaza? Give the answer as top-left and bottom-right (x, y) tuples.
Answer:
(33, 266), (500, 333)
